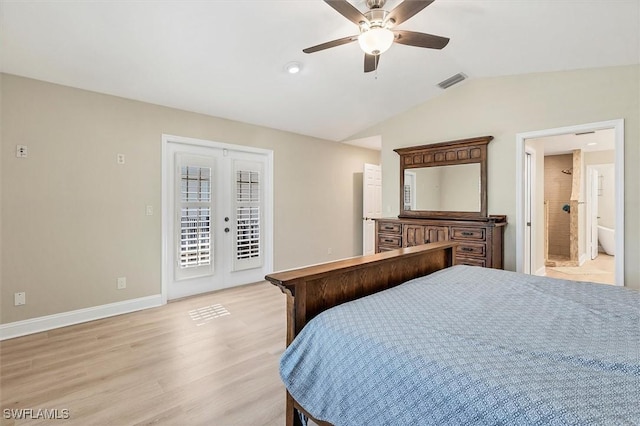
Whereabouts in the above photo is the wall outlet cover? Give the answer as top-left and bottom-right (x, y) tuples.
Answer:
(117, 277), (127, 289)
(14, 292), (26, 306)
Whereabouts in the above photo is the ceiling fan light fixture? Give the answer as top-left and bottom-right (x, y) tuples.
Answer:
(358, 27), (394, 55)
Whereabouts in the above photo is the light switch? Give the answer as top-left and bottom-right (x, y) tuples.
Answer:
(117, 153), (125, 164)
(146, 205), (153, 216)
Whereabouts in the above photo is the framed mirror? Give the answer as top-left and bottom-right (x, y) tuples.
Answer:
(395, 136), (492, 219)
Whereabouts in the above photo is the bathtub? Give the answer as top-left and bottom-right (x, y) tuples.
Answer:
(598, 225), (615, 256)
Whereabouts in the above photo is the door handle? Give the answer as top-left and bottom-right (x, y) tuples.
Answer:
(224, 227), (230, 233)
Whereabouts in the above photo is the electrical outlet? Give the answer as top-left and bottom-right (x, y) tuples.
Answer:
(16, 145), (28, 158)
(145, 205), (153, 216)
(117, 277), (127, 289)
(117, 153), (125, 164)
(14, 292), (26, 306)
(327, 247), (333, 255)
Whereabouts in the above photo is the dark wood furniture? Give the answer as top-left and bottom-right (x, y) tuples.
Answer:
(376, 216), (506, 268)
(396, 136), (492, 219)
(265, 242), (457, 426)
(376, 135), (507, 269)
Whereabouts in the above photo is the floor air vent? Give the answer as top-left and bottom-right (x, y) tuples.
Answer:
(189, 304), (230, 326)
(438, 72), (468, 89)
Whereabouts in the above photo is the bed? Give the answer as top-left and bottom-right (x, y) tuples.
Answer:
(265, 242), (640, 426)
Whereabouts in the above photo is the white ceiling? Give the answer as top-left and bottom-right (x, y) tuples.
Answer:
(530, 128), (616, 156)
(1, 0), (639, 144)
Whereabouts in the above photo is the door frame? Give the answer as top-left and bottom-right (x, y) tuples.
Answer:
(515, 119), (624, 286)
(523, 147), (536, 275)
(161, 134), (274, 304)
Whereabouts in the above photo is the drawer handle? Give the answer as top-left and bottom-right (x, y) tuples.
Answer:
(384, 239), (395, 243)
(384, 226), (395, 230)
(461, 232), (474, 236)
(461, 247), (474, 252)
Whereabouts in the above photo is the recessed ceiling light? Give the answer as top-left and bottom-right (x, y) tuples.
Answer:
(587, 142), (598, 146)
(285, 62), (302, 74)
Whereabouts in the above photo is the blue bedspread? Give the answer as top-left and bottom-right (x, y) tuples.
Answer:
(280, 265), (640, 425)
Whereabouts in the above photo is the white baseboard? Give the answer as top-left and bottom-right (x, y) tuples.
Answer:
(0, 295), (163, 341)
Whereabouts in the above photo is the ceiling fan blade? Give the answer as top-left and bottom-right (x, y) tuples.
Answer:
(387, 0), (435, 26)
(303, 35), (359, 53)
(364, 54), (379, 73)
(325, 0), (369, 26)
(393, 30), (449, 49)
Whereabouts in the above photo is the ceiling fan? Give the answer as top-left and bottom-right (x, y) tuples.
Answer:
(303, 0), (449, 73)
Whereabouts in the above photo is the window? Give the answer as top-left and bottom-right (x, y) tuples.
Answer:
(175, 155), (214, 280)
(233, 161), (263, 271)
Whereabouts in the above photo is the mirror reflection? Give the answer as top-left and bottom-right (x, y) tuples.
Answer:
(404, 163), (481, 212)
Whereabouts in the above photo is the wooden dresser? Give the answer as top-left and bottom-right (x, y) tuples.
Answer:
(375, 216), (507, 269)
(379, 135), (507, 269)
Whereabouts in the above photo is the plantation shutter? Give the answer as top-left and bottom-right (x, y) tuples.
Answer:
(404, 184), (412, 210)
(175, 154), (215, 280)
(233, 160), (263, 271)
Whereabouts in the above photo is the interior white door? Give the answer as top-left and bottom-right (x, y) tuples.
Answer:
(524, 151), (532, 274)
(590, 168), (599, 259)
(166, 142), (270, 300)
(363, 163), (382, 255)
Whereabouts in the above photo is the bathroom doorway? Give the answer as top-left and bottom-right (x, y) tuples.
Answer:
(516, 120), (624, 286)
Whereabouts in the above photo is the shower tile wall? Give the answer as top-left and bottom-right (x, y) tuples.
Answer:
(545, 154), (573, 258)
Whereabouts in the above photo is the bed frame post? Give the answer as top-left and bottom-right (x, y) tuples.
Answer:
(267, 242), (456, 426)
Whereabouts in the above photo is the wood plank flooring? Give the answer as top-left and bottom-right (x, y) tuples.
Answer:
(0, 282), (287, 425)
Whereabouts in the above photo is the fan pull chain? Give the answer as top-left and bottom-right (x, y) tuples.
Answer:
(375, 55), (379, 79)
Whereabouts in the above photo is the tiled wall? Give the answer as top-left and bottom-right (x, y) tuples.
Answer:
(545, 154), (573, 258)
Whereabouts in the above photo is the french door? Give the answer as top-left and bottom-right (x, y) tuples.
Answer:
(163, 136), (272, 301)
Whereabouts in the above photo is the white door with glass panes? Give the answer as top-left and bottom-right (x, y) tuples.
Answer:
(165, 139), (272, 301)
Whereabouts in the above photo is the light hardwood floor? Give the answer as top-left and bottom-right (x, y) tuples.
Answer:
(0, 282), (287, 425)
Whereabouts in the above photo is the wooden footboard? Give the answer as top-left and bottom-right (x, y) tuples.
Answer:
(265, 241), (456, 426)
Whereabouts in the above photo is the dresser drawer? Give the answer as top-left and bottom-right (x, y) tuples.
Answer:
(451, 227), (486, 241)
(455, 256), (486, 267)
(378, 235), (402, 248)
(456, 242), (486, 257)
(378, 222), (402, 234)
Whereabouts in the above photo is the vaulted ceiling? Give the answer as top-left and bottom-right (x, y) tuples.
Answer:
(2, 0), (638, 143)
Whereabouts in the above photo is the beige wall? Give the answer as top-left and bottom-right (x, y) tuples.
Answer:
(0, 74), (380, 324)
(350, 65), (639, 289)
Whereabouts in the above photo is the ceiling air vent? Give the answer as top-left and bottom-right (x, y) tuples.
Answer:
(438, 72), (467, 89)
